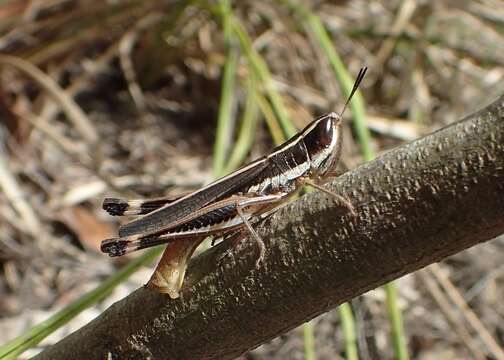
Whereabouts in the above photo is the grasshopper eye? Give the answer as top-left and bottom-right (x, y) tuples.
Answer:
(302, 114), (342, 176)
(303, 116), (335, 158)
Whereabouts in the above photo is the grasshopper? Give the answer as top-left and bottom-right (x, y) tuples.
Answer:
(101, 67), (367, 298)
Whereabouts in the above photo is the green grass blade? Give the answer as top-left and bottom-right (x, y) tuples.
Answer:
(224, 74), (259, 173)
(283, 2), (409, 359)
(339, 303), (358, 360)
(256, 91), (286, 144)
(213, 49), (238, 176)
(303, 320), (316, 360)
(204, 2), (296, 140)
(288, 2), (373, 161)
(208, 8), (317, 358)
(281, 3), (361, 359)
(0, 247), (163, 360)
(228, 17), (297, 139)
(213, 0), (240, 177)
(385, 283), (410, 360)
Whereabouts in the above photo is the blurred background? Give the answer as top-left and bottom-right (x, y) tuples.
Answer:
(0, 0), (503, 359)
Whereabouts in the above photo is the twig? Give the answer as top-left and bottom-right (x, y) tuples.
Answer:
(31, 95), (504, 360)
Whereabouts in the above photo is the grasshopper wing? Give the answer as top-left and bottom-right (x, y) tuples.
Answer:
(118, 157), (269, 237)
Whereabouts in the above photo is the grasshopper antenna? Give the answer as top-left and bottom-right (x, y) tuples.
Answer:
(339, 66), (368, 117)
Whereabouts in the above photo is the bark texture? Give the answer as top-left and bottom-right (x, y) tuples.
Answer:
(36, 95), (504, 360)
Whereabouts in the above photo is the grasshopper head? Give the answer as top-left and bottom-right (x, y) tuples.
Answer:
(302, 112), (343, 179)
(302, 67), (367, 180)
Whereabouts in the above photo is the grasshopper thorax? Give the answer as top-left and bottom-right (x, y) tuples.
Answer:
(302, 112), (343, 178)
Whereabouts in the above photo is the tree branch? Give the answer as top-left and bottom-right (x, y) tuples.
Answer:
(36, 95), (504, 360)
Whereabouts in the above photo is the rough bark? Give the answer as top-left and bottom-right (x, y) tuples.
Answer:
(36, 95), (504, 360)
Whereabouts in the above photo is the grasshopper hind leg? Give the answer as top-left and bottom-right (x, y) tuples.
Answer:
(147, 235), (207, 299)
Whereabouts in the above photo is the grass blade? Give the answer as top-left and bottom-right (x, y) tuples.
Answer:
(213, 0), (240, 177)
(0, 248), (163, 360)
(303, 320), (316, 360)
(256, 91), (286, 144)
(291, 7), (373, 161)
(228, 17), (297, 139)
(283, 2), (409, 359)
(224, 73), (260, 173)
(339, 303), (358, 360)
(386, 282), (410, 360)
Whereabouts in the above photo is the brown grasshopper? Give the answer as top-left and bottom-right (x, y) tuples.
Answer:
(101, 67), (367, 298)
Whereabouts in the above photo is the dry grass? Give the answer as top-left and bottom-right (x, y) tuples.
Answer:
(0, 0), (503, 358)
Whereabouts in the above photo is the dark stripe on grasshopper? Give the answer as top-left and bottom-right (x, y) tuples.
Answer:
(103, 202), (246, 257)
(172, 203), (236, 232)
(103, 197), (245, 256)
(118, 158), (270, 237)
(102, 193), (290, 257)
